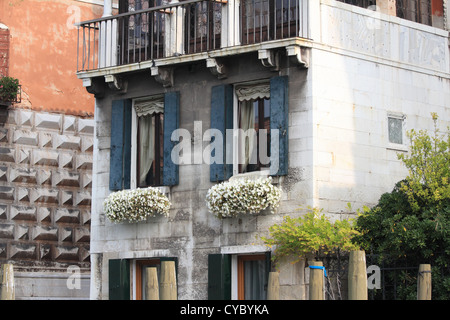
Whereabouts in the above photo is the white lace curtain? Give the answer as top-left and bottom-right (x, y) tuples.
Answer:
(236, 81), (270, 173)
(135, 96), (164, 186)
(235, 82), (270, 102)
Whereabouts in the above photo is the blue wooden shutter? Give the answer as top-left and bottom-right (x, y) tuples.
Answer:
(109, 259), (130, 300)
(208, 254), (231, 300)
(110, 99), (132, 190)
(163, 92), (180, 186)
(270, 76), (289, 176)
(210, 84), (233, 182)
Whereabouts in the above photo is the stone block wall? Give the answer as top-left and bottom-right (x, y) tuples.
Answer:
(0, 108), (92, 278)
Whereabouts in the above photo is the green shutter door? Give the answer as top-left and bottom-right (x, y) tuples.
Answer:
(210, 84), (233, 182)
(109, 259), (130, 300)
(208, 254), (231, 300)
(110, 99), (132, 190)
(163, 92), (180, 186)
(270, 76), (289, 176)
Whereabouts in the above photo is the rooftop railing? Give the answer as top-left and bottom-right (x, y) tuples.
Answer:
(76, 0), (310, 72)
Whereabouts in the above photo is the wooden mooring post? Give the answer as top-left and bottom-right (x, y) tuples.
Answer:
(160, 261), (177, 300)
(417, 264), (431, 300)
(309, 261), (324, 300)
(348, 250), (368, 300)
(267, 272), (280, 300)
(0, 264), (15, 300)
(145, 267), (159, 300)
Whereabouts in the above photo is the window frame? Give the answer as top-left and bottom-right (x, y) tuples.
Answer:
(387, 112), (407, 151)
(232, 81), (272, 177)
(134, 258), (161, 300)
(130, 96), (165, 189)
(210, 76), (288, 183)
(131, 257), (178, 300)
(237, 254), (268, 300)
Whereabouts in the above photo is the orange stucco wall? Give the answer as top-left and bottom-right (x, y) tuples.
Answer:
(0, 0), (105, 116)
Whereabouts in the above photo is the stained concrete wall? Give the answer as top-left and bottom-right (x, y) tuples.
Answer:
(89, 0), (450, 300)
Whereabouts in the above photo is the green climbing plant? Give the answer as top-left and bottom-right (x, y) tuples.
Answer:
(261, 207), (360, 265)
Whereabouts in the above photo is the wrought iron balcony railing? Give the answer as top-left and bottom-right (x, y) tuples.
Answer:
(76, 0), (310, 72)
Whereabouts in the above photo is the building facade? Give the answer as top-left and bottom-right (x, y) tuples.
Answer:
(0, 0), (111, 299)
(77, 0), (450, 300)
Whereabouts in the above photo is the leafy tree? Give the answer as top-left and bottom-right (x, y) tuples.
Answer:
(397, 113), (450, 213)
(354, 114), (450, 299)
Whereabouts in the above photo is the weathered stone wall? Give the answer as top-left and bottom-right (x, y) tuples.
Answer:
(0, 107), (93, 299)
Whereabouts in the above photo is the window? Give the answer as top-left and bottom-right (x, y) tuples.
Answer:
(388, 114), (405, 146)
(131, 96), (164, 188)
(396, 0), (432, 26)
(235, 81), (271, 174)
(237, 254), (268, 300)
(109, 92), (179, 191)
(209, 76), (288, 182)
(185, 0), (222, 53)
(118, 0), (167, 64)
(336, 0), (376, 9)
(134, 258), (177, 300)
(108, 258), (178, 300)
(241, 0), (300, 45)
(135, 259), (160, 300)
(207, 252), (271, 300)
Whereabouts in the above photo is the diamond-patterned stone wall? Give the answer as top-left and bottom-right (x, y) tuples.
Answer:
(0, 108), (92, 269)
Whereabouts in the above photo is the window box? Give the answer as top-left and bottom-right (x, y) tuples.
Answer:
(103, 186), (171, 223)
(206, 177), (282, 219)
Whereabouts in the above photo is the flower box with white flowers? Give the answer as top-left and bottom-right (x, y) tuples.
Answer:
(206, 177), (282, 219)
(103, 187), (171, 223)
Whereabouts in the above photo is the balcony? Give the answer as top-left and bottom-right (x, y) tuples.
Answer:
(76, 0), (311, 86)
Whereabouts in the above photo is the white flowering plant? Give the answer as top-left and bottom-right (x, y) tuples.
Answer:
(103, 187), (171, 223)
(206, 177), (282, 219)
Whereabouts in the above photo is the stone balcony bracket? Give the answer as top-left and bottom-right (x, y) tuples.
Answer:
(206, 57), (227, 79)
(82, 77), (105, 98)
(258, 49), (280, 71)
(150, 66), (174, 88)
(286, 45), (310, 69)
(104, 74), (128, 94)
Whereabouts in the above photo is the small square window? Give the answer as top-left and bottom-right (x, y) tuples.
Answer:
(388, 116), (404, 145)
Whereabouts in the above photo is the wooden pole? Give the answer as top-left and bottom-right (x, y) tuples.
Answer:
(160, 261), (177, 300)
(267, 272), (280, 300)
(309, 261), (324, 300)
(0, 264), (15, 300)
(417, 264), (431, 300)
(145, 267), (159, 300)
(348, 250), (368, 300)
